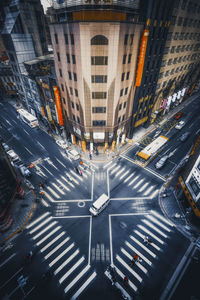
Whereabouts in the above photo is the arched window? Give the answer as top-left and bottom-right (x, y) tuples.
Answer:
(91, 35), (108, 45)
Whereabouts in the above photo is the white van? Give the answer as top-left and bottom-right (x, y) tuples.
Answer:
(89, 193), (110, 216)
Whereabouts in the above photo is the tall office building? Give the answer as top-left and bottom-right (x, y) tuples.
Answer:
(49, 0), (200, 150)
(1, 0), (48, 115)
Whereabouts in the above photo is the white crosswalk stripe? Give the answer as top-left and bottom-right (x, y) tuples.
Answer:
(119, 170), (130, 180)
(71, 271), (97, 300)
(52, 182), (65, 195)
(26, 212), (50, 229)
(49, 243), (75, 267)
(128, 175), (139, 186)
(134, 230), (160, 251)
(121, 247), (147, 274)
(64, 264), (90, 294)
(115, 167), (126, 177)
(110, 165), (121, 175)
(151, 210), (174, 227)
(44, 236), (70, 259)
(146, 215), (171, 232)
(36, 226), (61, 246)
(114, 266), (137, 292)
(124, 172), (135, 183)
(65, 172), (79, 184)
(29, 216), (52, 234)
(129, 235), (156, 258)
(41, 232), (66, 253)
(138, 182), (149, 192)
(144, 186), (154, 196)
(137, 225), (164, 245)
(59, 256), (85, 284)
(54, 249), (79, 275)
(142, 219), (168, 238)
(132, 178), (144, 189)
(32, 221), (57, 240)
(70, 170), (84, 182)
(125, 241), (152, 266)
(47, 186), (60, 198)
(61, 175), (75, 188)
(56, 179), (70, 192)
(116, 255), (142, 282)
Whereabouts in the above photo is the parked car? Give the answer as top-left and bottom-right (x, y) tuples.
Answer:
(175, 120), (185, 130)
(56, 140), (68, 149)
(7, 149), (19, 161)
(153, 130), (162, 139)
(180, 132), (189, 142)
(19, 165), (31, 177)
(155, 155), (168, 169)
(66, 149), (80, 160)
(2, 143), (9, 152)
(174, 112), (183, 120)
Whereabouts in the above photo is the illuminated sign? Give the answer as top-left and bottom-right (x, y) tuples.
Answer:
(53, 86), (64, 126)
(136, 29), (149, 87)
(161, 99), (167, 109)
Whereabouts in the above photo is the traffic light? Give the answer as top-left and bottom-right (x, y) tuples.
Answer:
(17, 275), (26, 287)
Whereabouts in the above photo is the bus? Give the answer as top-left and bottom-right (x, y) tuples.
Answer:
(137, 135), (168, 165)
(17, 109), (39, 128)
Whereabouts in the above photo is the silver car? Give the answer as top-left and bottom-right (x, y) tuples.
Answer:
(155, 155), (168, 169)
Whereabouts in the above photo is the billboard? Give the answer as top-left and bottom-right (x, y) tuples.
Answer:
(136, 29), (149, 87)
(53, 86), (64, 126)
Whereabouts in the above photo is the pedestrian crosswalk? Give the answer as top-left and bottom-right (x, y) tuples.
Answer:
(112, 211), (174, 294)
(34, 158), (93, 205)
(26, 212), (96, 299)
(107, 163), (159, 198)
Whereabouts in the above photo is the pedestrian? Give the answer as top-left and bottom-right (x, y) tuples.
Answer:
(79, 170), (83, 176)
(89, 152), (92, 160)
(75, 167), (79, 173)
(124, 276), (129, 284)
(143, 236), (152, 245)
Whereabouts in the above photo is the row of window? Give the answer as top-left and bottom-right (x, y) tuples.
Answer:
(72, 115), (80, 124)
(124, 34), (134, 46)
(160, 62), (197, 83)
(179, 0), (200, 13)
(119, 102), (127, 110)
(121, 72), (130, 81)
(122, 54), (132, 64)
(171, 15), (200, 27)
(55, 33), (74, 45)
(91, 75), (107, 83)
(59, 69), (78, 81)
(164, 43), (200, 55)
(162, 52), (200, 67)
(71, 102), (79, 111)
(120, 87), (128, 97)
(168, 31), (200, 41)
(61, 84), (79, 97)
(91, 56), (108, 65)
(118, 115), (125, 124)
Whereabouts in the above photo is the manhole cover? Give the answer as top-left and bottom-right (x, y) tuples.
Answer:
(78, 201), (85, 208)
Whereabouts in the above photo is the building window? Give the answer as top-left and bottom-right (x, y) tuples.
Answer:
(165, 70), (169, 76)
(130, 34), (134, 45)
(73, 73), (77, 81)
(68, 71), (72, 80)
(119, 103), (122, 110)
(121, 72), (125, 81)
(128, 54), (132, 63)
(170, 69), (174, 75)
(59, 69), (62, 77)
(57, 52), (60, 61)
(54, 33), (58, 44)
(73, 114), (75, 121)
(77, 116), (80, 124)
(91, 35), (108, 45)
(124, 87), (128, 95)
(173, 57), (177, 64)
(167, 32), (172, 40)
(91, 56), (108, 65)
(71, 101), (74, 108)
(171, 46), (175, 54)
(124, 34), (128, 45)
(178, 17), (183, 26)
(171, 16), (176, 25)
(123, 102), (127, 108)
(122, 114), (125, 121)
(164, 47), (169, 54)
(120, 89), (123, 97)
(75, 89), (78, 97)
(70, 34), (74, 45)
(118, 117), (121, 124)
(92, 92), (107, 99)
(67, 53), (70, 63)
(76, 104), (79, 111)
(72, 54), (76, 64)
(158, 72), (163, 79)
(92, 120), (106, 126)
(64, 33), (68, 45)
(176, 45), (181, 53)
(123, 54), (127, 64)
(61, 83), (64, 91)
(91, 75), (107, 83)
(126, 72), (130, 80)
(70, 87), (73, 95)
(92, 107), (106, 113)
(162, 81), (167, 87)
(63, 97), (66, 104)
(168, 59), (172, 65)
(156, 84), (160, 90)
(161, 60), (166, 67)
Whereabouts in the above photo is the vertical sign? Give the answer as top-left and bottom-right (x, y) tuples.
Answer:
(53, 86), (63, 126)
(135, 29), (149, 87)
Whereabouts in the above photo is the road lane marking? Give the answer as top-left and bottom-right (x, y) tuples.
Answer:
(64, 264), (90, 294)
(44, 236), (70, 259)
(142, 219), (168, 238)
(125, 241), (152, 266)
(55, 158), (66, 168)
(0, 253), (16, 268)
(59, 256), (85, 284)
(110, 165), (120, 175)
(29, 216), (52, 234)
(54, 249), (79, 275)
(32, 221), (57, 240)
(41, 199), (49, 207)
(128, 175), (139, 186)
(40, 232), (66, 253)
(138, 182), (149, 192)
(0, 267), (23, 289)
(144, 186), (154, 196)
(88, 216), (92, 265)
(49, 243), (75, 267)
(119, 170), (130, 180)
(115, 167), (126, 177)
(109, 215), (113, 265)
(71, 271), (97, 300)
(137, 225), (164, 244)
(26, 212), (50, 229)
(124, 172), (135, 183)
(116, 255), (142, 282)
(132, 178), (144, 189)
(42, 165), (53, 176)
(129, 235), (156, 258)
(36, 226), (61, 246)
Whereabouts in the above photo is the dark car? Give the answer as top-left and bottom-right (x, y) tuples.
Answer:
(180, 132), (189, 142)
(174, 112), (183, 120)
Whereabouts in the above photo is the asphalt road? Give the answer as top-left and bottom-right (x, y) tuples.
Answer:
(0, 98), (199, 300)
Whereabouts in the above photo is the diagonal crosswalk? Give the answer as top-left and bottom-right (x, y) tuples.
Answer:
(113, 211), (174, 293)
(25, 213), (96, 299)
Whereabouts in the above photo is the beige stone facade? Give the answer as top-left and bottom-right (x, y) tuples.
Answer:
(50, 20), (143, 143)
(152, 0), (200, 117)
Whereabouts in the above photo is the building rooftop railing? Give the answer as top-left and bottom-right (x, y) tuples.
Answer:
(51, 0), (140, 10)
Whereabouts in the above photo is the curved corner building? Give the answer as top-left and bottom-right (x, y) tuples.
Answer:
(49, 0), (143, 150)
